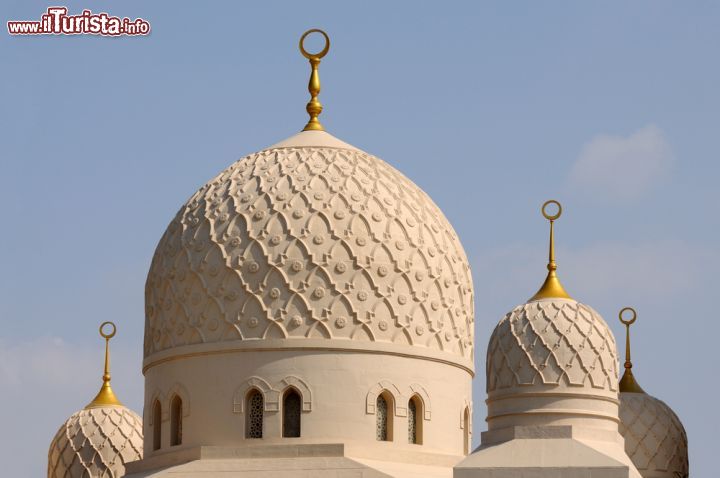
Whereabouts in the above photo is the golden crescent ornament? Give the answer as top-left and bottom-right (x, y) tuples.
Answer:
(299, 29), (330, 132)
(299, 29), (330, 60)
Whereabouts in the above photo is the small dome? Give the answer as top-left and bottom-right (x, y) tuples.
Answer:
(145, 130), (474, 365)
(487, 298), (619, 393)
(482, 202), (626, 443)
(616, 307), (689, 478)
(47, 405), (143, 478)
(619, 392), (689, 478)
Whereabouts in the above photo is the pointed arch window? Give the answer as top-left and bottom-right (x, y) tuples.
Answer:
(408, 395), (423, 444)
(152, 400), (162, 451)
(463, 406), (470, 455)
(245, 389), (264, 438)
(282, 388), (301, 437)
(376, 391), (394, 441)
(170, 395), (183, 446)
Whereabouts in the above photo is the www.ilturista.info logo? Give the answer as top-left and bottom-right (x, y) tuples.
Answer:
(7, 7), (150, 36)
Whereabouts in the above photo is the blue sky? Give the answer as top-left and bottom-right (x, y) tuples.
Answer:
(1, 1), (718, 476)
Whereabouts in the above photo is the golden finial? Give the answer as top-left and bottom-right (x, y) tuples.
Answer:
(299, 29), (330, 132)
(529, 200), (572, 301)
(85, 321), (123, 408)
(618, 307), (646, 393)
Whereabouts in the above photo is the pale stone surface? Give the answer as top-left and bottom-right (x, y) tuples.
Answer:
(619, 392), (689, 478)
(139, 351), (471, 460)
(268, 130), (360, 150)
(455, 437), (631, 478)
(145, 130), (474, 364)
(454, 298), (641, 478)
(125, 443), (458, 477)
(47, 405), (143, 478)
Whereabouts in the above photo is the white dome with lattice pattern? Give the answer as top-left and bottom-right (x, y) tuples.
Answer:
(487, 298), (619, 395)
(483, 297), (623, 440)
(619, 392), (689, 478)
(48, 405), (143, 478)
(144, 130), (474, 367)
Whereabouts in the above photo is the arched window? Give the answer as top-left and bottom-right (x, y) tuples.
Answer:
(245, 389), (264, 439)
(170, 395), (183, 446)
(408, 395), (423, 444)
(152, 400), (162, 451)
(282, 388), (301, 438)
(376, 391), (393, 441)
(463, 406), (470, 455)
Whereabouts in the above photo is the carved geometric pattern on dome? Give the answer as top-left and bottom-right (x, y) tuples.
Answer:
(145, 146), (474, 360)
(619, 393), (689, 478)
(47, 407), (143, 478)
(486, 300), (618, 393)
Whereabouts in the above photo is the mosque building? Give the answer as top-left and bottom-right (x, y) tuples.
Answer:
(47, 30), (689, 478)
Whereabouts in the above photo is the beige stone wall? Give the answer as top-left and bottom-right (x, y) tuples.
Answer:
(143, 349), (473, 458)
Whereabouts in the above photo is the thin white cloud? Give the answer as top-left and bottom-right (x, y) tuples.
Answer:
(568, 125), (675, 201)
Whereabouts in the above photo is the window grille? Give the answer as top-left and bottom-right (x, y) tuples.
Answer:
(376, 394), (388, 441)
(408, 398), (417, 444)
(246, 390), (264, 438)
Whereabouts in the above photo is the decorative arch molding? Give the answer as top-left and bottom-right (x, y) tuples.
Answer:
(408, 383), (432, 420)
(147, 388), (166, 424)
(232, 376), (279, 413)
(366, 380), (406, 416)
(279, 375), (313, 412)
(166, 382), (191, 417)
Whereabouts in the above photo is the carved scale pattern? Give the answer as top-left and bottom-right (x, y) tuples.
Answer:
(486, 300), (618, 392)
(145, 146), (474, 360)
(47, 406), (143, 478)
(619, 393), (689, 478)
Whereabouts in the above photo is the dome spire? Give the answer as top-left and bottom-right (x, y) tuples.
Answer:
(299, 29), (330, 132)
(86, 321), (122, 408)
(530, 200), (572, 301)
(618, 307), (645, 393)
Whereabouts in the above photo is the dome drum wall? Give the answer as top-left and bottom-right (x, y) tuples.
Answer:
(486, 393), (622, 437)
(140, 350), (472, 460)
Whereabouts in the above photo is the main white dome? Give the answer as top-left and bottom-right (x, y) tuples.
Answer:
(144, 131), (474, 366)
